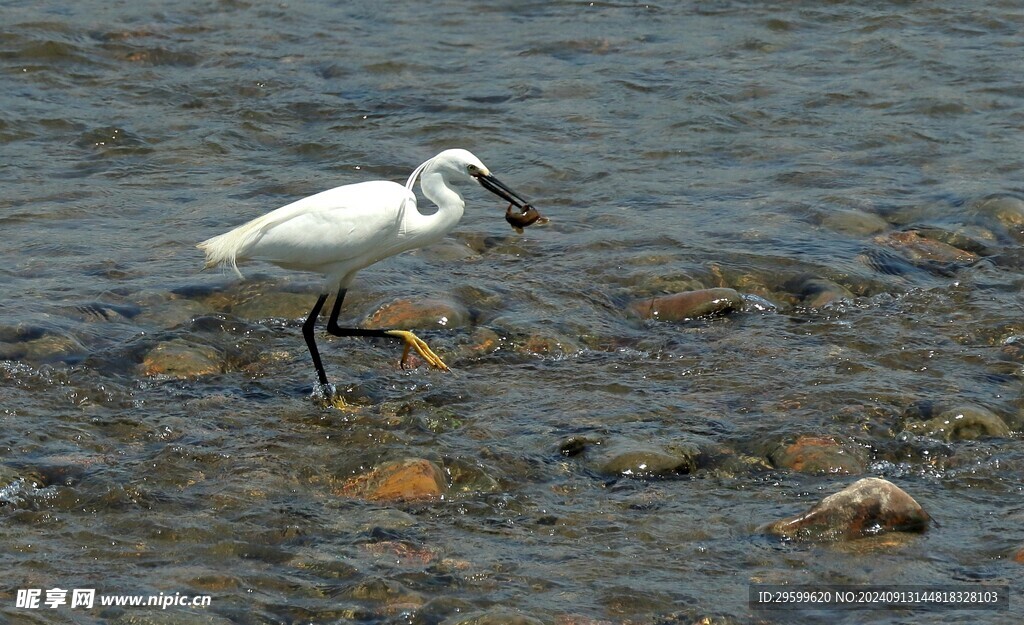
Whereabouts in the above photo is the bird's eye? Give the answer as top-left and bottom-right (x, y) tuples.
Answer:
(467, 164), (480, 175)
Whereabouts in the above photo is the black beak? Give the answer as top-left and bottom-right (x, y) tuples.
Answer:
(475, 173), (530, 209)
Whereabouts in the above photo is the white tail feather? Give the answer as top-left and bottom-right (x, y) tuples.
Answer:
(197, 229), (248, 278)
(197, 195), (321, 278)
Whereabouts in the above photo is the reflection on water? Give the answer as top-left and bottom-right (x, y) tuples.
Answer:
(2, 1), (1023, 623)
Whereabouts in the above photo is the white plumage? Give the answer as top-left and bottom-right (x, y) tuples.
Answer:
(197, 148), (533, 393)
(199, 149), (482, 290)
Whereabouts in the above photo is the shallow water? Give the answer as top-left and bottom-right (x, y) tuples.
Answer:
(3, 1), (1024, 623)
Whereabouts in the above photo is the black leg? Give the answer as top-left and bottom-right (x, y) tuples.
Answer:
(326, 288), (351, 336)
(325, 287), (396, 341)
(324, 287), (449, 371)
(302, 293), (330, 388)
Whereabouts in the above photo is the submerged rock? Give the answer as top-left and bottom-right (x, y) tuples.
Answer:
(598, 444), (699, 478)
(873, 230), (979, 264)
(912, 226), (994, 256)
(905, 404), (1011, 441)
(21, 333), (87, 363)
(474, 319), (581, 359)
(230, 291), (315, 320)
(344, 576), (425, 605)
(340, 458), (448, 502)
(821, 209), (889, 236)
(630, 288), (743, 321)
(443, 458), (501, 495)
(769, 436), (867, 475)
(784, 275), (854, 308)
(970, 194), (1024, 240)
(761, 477), (930, 542)
(141, 339), (223, 378)
(632, 272), (707, 295)
(363, 298), (470, 330)
(558, 435), (603, 457)
(857, 248), (920, 276)
(518, 331), (581, 357)
(66, 301), (140, 323)
(134, 297), (209, 329)
(0, 321), (88, 363)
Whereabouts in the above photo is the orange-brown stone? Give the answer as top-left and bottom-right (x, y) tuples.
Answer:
(630, 288), (743, 321)
(770, 436), (866, 475)
(340, 458), (448, 502)
(363, 298), (470, 330)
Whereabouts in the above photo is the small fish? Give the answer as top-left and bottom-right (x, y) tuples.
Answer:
(505, 203), (548, 234)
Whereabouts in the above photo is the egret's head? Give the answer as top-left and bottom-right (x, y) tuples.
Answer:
(413, 148), (535, 215)
(433, 148), (490, 180)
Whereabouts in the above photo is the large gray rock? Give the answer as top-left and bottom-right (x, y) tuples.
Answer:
(761, 477), (930, 542)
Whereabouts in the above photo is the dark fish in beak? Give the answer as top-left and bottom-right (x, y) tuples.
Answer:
(505, 203), (546, 234)
(474, 172), (547, 233)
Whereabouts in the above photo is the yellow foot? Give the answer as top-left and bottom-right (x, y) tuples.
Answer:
(311, 384), (358, 411)
(324, 392), (353, 411)
(385, 330), (450, 371)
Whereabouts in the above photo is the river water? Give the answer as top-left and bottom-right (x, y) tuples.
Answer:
(3, 1), (1023, 624)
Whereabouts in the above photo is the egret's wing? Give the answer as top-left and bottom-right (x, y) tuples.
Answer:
(198, 180), (415, 275)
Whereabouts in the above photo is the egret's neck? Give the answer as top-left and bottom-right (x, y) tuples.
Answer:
(403, 170), (465, 243)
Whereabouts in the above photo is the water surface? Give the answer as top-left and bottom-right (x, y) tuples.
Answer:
(3, 1), (1024, 624)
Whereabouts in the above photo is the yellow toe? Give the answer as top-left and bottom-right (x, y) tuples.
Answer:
(385, 330), (450, 371)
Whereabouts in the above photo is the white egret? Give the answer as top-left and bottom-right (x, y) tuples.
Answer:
(197, 148), (536, 390)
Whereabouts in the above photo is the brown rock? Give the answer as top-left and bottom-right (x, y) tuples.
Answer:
(468, 327), (501, 354)
(761, 477), (930, 542)
(1014, 546), (1024, 564)
(363, 298), (470, 330)
(141, 339), (222, 378)
(630, 288), (743, 321)
(340, 458), (448, 502)
(770, 436), (866, 475)
(873, 230), (978, 263)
